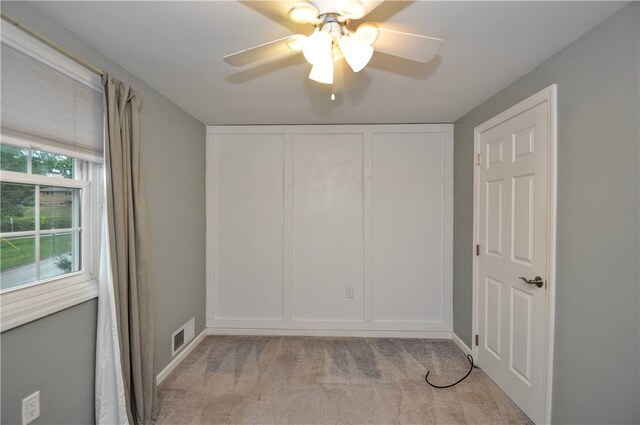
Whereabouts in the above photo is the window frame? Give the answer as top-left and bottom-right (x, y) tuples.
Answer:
(1, 138), (102, 332)
(0, 21), (104, 331)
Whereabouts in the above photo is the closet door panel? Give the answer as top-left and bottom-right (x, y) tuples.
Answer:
(214, 134), (285, 320)
(372, 132), (446, 322)
(291, 133), (365, 322)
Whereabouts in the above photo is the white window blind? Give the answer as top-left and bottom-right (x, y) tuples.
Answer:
(1, 23), (103, 162)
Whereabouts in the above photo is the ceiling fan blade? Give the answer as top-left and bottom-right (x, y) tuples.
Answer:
(224, 35), (306, 67)
(359, 24), (443, 63)
(347, 0), (413, 28)
(324, 0), (383, 20)
(240, 1), (316, 32)
(360, 0), (385, 17)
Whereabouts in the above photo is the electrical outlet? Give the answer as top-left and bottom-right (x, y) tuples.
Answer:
(345, 287), (354, 299)
(22, 391), (40, 425)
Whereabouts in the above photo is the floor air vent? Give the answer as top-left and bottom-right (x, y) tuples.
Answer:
(171, 317), (195, 356)
(173, 329), (185, 353)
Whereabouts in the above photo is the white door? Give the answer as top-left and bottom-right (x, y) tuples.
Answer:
(477, 99), (551, 424)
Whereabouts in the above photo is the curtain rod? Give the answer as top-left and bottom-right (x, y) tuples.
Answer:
(1, 12), (104, 77)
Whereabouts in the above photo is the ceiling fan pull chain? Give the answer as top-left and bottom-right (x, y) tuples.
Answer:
(331, 51), (336, 101)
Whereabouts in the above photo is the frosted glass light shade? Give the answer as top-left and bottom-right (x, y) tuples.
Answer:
(309, 58), (333, 84)
(336, 0), (367, 19)
(339, 35), (374, 72)
(287, 34), (307, 52)
(288, 3), (318, 23)
(354, 24), (379, 45)
(303, 30), (332, 65)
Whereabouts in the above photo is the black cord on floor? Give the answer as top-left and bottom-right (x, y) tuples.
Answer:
(425, 354), (480, 389)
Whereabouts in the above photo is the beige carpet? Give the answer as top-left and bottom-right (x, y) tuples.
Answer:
(157, 336), (532, 424)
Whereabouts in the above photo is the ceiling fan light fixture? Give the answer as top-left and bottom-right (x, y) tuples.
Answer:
(339, 34), (374, 72)
(355, 24), (379, 45)
(288, 3), (319, 24)
(309, 58), (334, 84)
(303, 30), (332, 65)
(336, 0), (368, 20)
(287, 34), (307, 51)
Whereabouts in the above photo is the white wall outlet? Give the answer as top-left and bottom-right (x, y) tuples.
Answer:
(22, 391), (40, 425)
(345, 287), (354, 299)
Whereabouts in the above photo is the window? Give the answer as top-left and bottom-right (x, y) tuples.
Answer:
(0, 137), (102, 331)
(1, 20), (103, 331)
(1, 144), (87, 291)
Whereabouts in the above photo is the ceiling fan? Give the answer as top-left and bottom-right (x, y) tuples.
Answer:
(223, 0), (443, 90)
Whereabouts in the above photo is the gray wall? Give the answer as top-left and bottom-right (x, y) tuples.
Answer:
(453, 3), (639, 424)
(0, 2), (206, 423)
(1, 300), (98, 425)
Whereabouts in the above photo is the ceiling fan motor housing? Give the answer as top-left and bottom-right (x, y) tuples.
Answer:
(314, 0), (369, 20)
(318, 14), (346, 38)
(317, 14), (350, 60)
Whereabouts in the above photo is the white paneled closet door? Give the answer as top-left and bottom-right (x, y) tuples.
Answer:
(372, 132), (448, 323)
(206, 125), (452, 337)
(292, 133), (365, 322)
(211, 134), (285, 321)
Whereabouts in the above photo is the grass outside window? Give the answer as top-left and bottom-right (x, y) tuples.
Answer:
(1, 234), (73, 271)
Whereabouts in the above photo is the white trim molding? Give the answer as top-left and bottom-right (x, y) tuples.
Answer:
(1, 278), (98, 332)
(156, 329), (207, 385)
(208, 318), (452, 332)
(472, 84), (557, 424)
(206, 123), (453, 136)
(208, 327), (452, 339)
(452, 332), (472, 356)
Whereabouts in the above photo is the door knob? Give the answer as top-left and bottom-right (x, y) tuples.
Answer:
(519, 276), (544, 288)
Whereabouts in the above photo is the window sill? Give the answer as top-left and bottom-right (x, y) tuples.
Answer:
(1, 277), (98, 332)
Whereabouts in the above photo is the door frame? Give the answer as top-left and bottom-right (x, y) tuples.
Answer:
(472, 84), (557, 424)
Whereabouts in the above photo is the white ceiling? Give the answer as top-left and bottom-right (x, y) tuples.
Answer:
(34, 1), (625, 125)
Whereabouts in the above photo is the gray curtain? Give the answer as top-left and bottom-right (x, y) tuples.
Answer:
(103, 74), (157, 424)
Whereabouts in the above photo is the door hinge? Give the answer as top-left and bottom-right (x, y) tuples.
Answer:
(475, 334), (479, 346)
(476, 154), (481, 166)
(476, 244), (480, 256)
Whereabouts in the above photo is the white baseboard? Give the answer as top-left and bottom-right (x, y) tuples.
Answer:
(207, 319), (452, 333)
(207, 327), (452, 339)
(452, 332), (473, 355)
(156, 329), (207, 385)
